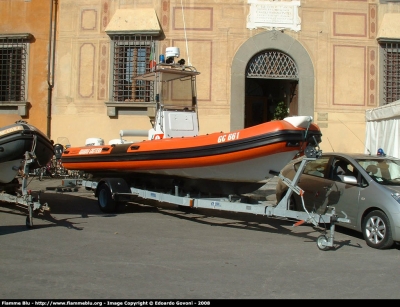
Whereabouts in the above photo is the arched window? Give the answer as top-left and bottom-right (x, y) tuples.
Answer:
(246, 51), (298, 79)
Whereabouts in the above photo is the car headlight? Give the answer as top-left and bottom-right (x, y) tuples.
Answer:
(391, 193), (400, 203)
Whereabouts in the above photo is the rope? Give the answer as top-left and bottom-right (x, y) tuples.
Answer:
(181, 0), (191, 66)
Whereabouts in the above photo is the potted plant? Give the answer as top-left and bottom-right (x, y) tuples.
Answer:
(273, 101), (289, 120)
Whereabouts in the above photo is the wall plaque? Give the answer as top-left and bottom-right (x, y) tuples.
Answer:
(247, 0), (301, 32)
(318, 113), (328, 121)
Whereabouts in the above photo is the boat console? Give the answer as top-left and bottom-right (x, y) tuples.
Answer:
(133, 54), (201, 140)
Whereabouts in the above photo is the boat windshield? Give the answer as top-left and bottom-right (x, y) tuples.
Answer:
(161, 76), (196, 111)
(356, 158), (400, 185)
(133, 64), (199, 112)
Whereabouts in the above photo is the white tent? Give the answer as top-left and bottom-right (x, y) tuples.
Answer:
(365, 99), (400, 158)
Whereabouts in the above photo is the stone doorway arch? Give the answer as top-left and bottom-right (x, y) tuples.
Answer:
(245, 50), (299, 127)
(230, 30), (314, 131)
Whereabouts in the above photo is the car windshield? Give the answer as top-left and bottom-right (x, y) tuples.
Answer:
(356, 158), (400, 185)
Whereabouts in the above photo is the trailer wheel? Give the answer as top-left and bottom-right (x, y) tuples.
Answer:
(97, 183), (117, 213)
(26, 205), (33, 228)
(39, 168), (44, 181)
(26, 216), (33, 228)
(362, 210), (394, 249)
(317, 235), (330, 251)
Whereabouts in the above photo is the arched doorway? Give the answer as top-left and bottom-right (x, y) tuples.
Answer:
(245, 50), (299, 127)
(230, 30), (314, 131)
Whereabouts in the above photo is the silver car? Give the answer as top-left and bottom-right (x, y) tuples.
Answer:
(275, 152), (400, 249)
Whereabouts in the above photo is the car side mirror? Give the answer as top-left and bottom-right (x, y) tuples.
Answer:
(339, 175), (358, 185)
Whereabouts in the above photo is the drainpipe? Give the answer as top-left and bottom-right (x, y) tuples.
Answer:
(47, 0), (58, 138)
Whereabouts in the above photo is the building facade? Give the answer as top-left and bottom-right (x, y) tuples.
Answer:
(1, 0), (400, 154)
(0, 0), (56, 135)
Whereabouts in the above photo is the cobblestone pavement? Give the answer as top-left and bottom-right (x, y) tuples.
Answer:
(1, 176), (400, 300)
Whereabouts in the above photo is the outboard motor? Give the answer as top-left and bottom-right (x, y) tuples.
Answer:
(53, 143), (64, 159)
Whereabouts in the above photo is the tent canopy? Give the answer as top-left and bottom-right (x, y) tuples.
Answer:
(365, 100), (400, 158)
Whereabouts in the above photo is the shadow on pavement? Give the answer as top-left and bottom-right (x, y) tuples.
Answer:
(117, 198), (364, 251)
(1, 180), (365, 251)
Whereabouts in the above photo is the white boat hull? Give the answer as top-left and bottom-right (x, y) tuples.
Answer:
(135, 150), (298, 183)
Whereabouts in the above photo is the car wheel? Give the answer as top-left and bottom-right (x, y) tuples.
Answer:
(288, 194), (298, 211)
(362, 210), (394, 249)
(279, 191), (298, 211)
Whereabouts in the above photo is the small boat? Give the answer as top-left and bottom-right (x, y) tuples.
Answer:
(62, 57), (322, 195)
(0, 120), (54, 184)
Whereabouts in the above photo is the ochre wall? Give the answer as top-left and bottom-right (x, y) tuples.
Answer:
(0, 0), (51, 135)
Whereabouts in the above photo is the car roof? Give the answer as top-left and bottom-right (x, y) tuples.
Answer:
(319, 152), (399, 160)
(289, 152), (400, 166)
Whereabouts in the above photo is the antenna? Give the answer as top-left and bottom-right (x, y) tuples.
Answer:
(180, 0), (191, 66)
(338, 119), (371, 154)
(326, 137), (334, 152)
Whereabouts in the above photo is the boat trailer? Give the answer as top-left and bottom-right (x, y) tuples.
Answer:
(0, 151), (49, 227)
(81, 146), (350, 251)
